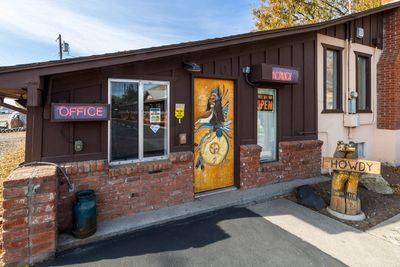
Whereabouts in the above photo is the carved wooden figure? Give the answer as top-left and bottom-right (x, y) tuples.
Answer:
(330, 141), (362, 216)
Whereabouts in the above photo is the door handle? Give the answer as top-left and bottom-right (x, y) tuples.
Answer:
(194, 143), (199, 147)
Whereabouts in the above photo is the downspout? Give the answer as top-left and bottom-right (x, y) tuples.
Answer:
(347, 21), (353, 140)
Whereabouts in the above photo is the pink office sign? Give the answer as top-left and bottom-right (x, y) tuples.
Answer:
(51, 103), (110, 122)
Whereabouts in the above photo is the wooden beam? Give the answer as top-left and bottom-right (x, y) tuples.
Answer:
(27, 80), (42, 107)
(0, 98), (27, 114)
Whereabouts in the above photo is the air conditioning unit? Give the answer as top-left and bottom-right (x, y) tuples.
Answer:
(343, 114), (360, 128)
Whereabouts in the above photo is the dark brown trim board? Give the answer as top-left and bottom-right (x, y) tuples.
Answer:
(322, 43), (344, 113)
(355, 51), (372, 113)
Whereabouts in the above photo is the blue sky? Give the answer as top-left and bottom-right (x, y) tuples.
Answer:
(0, 0), (258, 66)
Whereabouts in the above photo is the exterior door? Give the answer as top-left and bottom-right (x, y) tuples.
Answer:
(193, 78), (234, 193)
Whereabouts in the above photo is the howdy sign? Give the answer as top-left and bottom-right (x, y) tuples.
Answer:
(323, 157), (381, 175)
(249, 63), (300, 84)
(272, 67), (299, 82)
(51, 103), (110, 122)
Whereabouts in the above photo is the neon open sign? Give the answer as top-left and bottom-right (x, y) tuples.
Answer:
(51, 103), (110, 122)
(272, 67), (299, 82)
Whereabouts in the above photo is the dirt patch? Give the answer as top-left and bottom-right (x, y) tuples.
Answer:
(287, 166), (400, 231)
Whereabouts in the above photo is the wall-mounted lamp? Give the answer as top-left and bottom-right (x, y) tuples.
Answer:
(356, 27), (364, 39)
(183, 62), (202, 72)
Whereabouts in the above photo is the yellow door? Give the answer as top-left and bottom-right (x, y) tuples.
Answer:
(193, 78), (234, 193)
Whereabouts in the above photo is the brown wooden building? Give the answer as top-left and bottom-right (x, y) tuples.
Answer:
(2, 2), (400, 265)
(0, 3), (396, 194)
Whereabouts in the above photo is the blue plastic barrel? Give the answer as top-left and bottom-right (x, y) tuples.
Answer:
(72, 189), (97, 238)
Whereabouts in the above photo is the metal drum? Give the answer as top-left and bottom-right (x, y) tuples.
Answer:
(72, 189), (97, 238)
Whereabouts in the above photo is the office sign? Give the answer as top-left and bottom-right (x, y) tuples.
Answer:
(322, 157), (381, 175)
(51, 103), (110, 122)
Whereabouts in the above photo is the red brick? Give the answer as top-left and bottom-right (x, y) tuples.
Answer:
(31, 241), (56, 255)
(3, 187), (28, 199)
(3, 247), (28, 264)
(31, 214), (54, 225)
(31, 221), (56, 235)
(3, 228), (29, 243)
(31, 231), (55, 246)
(3, 217), (28, 231)
(3, 198), (27, 209)
(33, 203), (55, 214)
(3, 208), (28, 220)
(32, 193), (55, 204)
(3, 239), (27, 250)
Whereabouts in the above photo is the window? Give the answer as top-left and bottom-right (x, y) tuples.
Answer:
(356, 53), (371, 112)
(109, 79), (169, 164)
(323, 45), (342, 112)
(257, 88), (277, 162)
(356, 142), (365, 158)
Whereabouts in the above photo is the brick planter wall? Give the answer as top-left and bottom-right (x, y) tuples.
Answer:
(240, 140), (323, 189)
(1, 165), (58, 266)
(58, 151), (194, 232)
(377, 7), (400, 130)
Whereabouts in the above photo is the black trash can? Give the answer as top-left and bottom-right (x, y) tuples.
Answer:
(72, 189), (97, 238)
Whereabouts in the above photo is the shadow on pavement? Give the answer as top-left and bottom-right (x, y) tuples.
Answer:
(39, 208), (256, 266)
(38, 207), (345, 267)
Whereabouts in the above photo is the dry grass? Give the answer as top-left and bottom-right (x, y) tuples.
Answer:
(0, 143), (25, 182)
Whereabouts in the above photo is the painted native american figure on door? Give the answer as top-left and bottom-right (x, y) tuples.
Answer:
(194, 78), (234, 193)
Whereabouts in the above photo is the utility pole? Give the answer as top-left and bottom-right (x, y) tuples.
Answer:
(57, 34), (63, 60)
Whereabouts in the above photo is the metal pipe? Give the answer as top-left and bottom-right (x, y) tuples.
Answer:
(17, 161), (75, 192)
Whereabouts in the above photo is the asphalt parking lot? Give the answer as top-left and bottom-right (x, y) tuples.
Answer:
(39, 207), (345, 267)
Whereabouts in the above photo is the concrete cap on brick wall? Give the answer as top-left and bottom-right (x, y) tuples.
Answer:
(4, 166), (57, 188)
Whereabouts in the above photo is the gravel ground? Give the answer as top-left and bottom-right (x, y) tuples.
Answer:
(0, 132), (25, 158)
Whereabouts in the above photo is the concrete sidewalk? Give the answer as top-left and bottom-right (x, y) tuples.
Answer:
(249, 199), (400, 267)
(58, 176), (328, 252)
(367, 213), (400, 246)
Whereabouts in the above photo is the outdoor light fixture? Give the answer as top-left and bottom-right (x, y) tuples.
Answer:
(183, 62), (202, 72)
(356, 27), (364, 39)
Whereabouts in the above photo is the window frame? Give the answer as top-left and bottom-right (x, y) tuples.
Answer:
(322, 44), (343, 113)
(256, 87), (278, 163)
(355, 52), (372, 113)
(108, 78), (170, 165)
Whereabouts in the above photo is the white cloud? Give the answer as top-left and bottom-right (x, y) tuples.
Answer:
(0, 0), (164, 55)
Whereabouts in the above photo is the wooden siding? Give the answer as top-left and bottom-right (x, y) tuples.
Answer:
(318, 13), (384, 48)
(38, 32), (318, 162)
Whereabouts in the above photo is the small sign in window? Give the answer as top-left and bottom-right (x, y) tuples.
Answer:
(257, 94), (274, 112)
(149, 108), (161, 124)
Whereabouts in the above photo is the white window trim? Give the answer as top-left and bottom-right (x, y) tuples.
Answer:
(108, 78), (170, 165)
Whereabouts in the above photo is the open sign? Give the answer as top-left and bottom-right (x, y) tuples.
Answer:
(51, 103), (110, 122)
